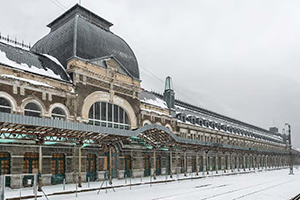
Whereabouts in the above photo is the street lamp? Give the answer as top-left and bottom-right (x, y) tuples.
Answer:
(285, 123), (294, 175)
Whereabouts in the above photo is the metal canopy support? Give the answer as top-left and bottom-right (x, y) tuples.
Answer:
(215, 152), (218, 173)
(195, 151), (199, 176)
(169, 149), (173, 178)
(243, 154), (246, 171)
(109, 145), (112, 183)
(184, 151), (187, 177)
(153, 148), (156, 180)
(203, 151), (206, 175)
(230, 153), (233, 172)
(78, 147), (82, 187)
(38, 145), (43, 191)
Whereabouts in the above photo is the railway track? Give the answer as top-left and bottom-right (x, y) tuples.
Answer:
(153, 174), (298, 200)
(232, 178), (298, 199)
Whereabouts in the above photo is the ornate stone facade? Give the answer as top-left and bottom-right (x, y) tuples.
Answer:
(0, 4), (298, 189)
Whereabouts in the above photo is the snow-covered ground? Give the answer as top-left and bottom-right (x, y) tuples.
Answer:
(4, 167), (300, 200)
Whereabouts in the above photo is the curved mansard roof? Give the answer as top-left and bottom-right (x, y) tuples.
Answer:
(31, 4), (140, 80)
(141, 91), (284, 144)
(0, 42), (71, 82)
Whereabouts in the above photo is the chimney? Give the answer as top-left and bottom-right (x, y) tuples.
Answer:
(163, 76), (175, 109)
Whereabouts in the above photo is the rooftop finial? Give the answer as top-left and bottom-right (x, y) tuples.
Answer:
(163, 76), (175, 109)
(165, 76), (173, 91)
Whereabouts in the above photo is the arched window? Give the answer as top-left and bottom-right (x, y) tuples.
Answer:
(88, 102), (130, 130)
(0, 97), (11, 113)
(51, 107), (66, 120)
(24, 102), (41, 117)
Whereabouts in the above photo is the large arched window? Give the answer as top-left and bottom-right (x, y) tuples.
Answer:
(24, 102), (41, 117)
(0, 97), (11, 113)
(88, 102), (130, 130)
(51, 107), (66, 120)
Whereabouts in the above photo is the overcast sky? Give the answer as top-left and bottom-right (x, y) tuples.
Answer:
(0, 0), (299, 148)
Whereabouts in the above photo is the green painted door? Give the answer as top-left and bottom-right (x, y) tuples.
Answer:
(240, 157), (244, 169)
(207, 157), (210, 171)
(51, 153), (65, 185)
(166, 155), (170, 175)
(86, 154), (97, 181)
(181, 157), (185, 173)
(144, 155), (150, 176)
(156, 156), (161, 175)
(212, 157), (216, 170)
(23, 153), (38, 187)
(225, 156), (228, 170)
(124, 155), (132, 178)
(199, 156), (203, 172)
(192, 156), (196, 172)
(235, 157), (237, 169)
(105, 149), (118, 178)
(0, 152), (11, 187)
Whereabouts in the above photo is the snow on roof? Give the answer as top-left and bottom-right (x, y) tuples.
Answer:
(43, 54), (72, 82)
(140, 91), (168, 109)
(140, 108), (170, 117)
(0, 49), (62, 80)
(1, 74), (54, 88)
(175, 105), (186, 110)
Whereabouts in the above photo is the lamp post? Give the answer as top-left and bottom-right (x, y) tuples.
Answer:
(285, 123), (294, 175)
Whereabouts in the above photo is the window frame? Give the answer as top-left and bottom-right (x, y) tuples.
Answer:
(88, 101), (130, 130)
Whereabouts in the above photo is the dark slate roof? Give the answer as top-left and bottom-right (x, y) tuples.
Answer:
(149, 91), (283, 143)
(47, 3), (113, 31)
(0, 42), (71, 82)
(140, 90), (168, 109)
(31, 4), (140, 80)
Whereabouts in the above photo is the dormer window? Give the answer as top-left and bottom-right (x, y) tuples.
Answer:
(182, 115), (186, 122)
(212, 123), (215, 129)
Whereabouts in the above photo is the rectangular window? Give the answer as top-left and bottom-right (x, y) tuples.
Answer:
(101, 102), (107, 121)
(114, 105), (118, 123)
(119, 108), (124, 123)
(95, 102), (100, 120)
(88, 104), (94, 119)
(108, 103), (112, 121)
(125, 114), (129, 125)
(51, 153), (65, 175)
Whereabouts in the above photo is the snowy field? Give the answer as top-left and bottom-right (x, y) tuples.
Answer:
(3, 167), (300, 200)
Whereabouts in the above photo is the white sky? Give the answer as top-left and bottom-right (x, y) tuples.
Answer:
(0, 0), (299, 147)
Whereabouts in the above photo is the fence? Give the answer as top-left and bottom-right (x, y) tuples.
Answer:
(0, 174), (38, 200)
